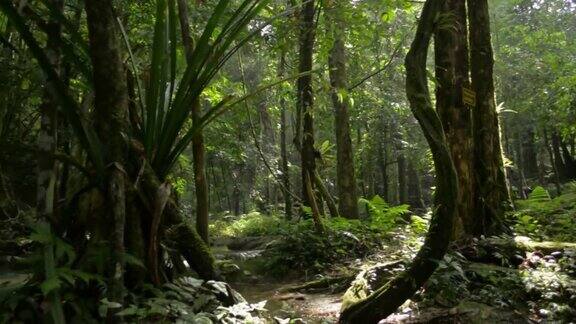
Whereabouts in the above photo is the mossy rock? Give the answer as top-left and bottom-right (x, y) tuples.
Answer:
(341, 261), (405, 311)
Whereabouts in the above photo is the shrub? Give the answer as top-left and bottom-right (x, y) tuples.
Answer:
(209, 212), (287, 238)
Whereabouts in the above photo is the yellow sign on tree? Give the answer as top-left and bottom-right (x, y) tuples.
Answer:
(462, 87), (476, 107)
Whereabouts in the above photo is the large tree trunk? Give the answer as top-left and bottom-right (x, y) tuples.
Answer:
(340, 1), (458, 321)
(327, 0), (359, 219)
(468, 0), (512, 235)
(85, 0), (129, 305)
(177, 0), (210, 243)
(434, 0), (474, 239)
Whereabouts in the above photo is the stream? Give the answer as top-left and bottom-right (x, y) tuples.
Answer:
(212, 240), (342, 323)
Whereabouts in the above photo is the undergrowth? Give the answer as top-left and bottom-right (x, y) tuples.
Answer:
(511, 183), (576, 242)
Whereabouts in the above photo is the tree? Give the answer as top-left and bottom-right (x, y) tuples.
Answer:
(468, 0), (511, 235)
(296, 0), (323, 232)
(326, 0), (359, 219)
(340, 1), (458, 321)
(434, 0), (475, 239)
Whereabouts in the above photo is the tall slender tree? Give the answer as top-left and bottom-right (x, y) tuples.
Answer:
(296, 0), (323, 232)
(326, 0), (359, 219)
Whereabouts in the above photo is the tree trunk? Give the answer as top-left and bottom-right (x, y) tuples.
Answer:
(543, 129), (562, 196)
(278, 53), (292, 219)
(85, 0), (129, 306)
(397, 151), (408, 204)
(297, 0), (317, 211)
(407, 160), (425, 209)
(327, 0), (359, 219)
(434, 0), (474, 239)
(551, 132), (567, 180)
(177, 0), (210, 243)
(468, 0), (512, 235)
(521, 127), (539, 179)
(340, 1), (458, 320)
(377, 140), (389, 202)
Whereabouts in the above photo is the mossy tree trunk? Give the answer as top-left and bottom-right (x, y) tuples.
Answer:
(434, 0), (474, 239)
(340, 1), (459, 321)
(297, 0), (317, 208)
(468, 0), (512, 235)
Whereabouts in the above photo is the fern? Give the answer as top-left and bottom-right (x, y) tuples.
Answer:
(359, 195), (410, 232)
(528, 186), (551, 202)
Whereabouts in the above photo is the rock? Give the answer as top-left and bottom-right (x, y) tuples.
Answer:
(511, 254), (525, 266)
(218, 261), (241, 275)
(341, 261), (405, 310)
(551, 251), (563, 259)
(538, 308), (550, 317)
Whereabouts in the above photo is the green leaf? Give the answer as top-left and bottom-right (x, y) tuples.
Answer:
(40, 277), (61, 296)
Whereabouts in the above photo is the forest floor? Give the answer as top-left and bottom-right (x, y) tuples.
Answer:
(212, 187), (576, 323)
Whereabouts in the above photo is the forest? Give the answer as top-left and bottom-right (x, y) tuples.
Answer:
(0, 0), (575, 322)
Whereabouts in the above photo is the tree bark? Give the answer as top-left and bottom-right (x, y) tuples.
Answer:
(278, 53), (293, 219)
(434, 0), (474, 239)
(327, 0), (359, 219)
(340, 1), (458, 321)
(85, 0), (129, 306)
(297, 0), (318, 211)
(468, 0), (512, 235)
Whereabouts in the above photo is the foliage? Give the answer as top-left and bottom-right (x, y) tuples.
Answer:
(259, 220), (375, 277)
(0, 223), (106, 323)
(512, 188), (576, 241)
(258, 206), (421, 277)
(113, 277), (266, 322)
(527, 186), (551, 202)
(210, 212), (287, 238)
(359, 195), (410, 232)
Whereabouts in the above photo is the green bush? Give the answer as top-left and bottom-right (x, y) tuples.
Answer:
(209, 212), (287, 238)
(259, 219), (375, 277)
